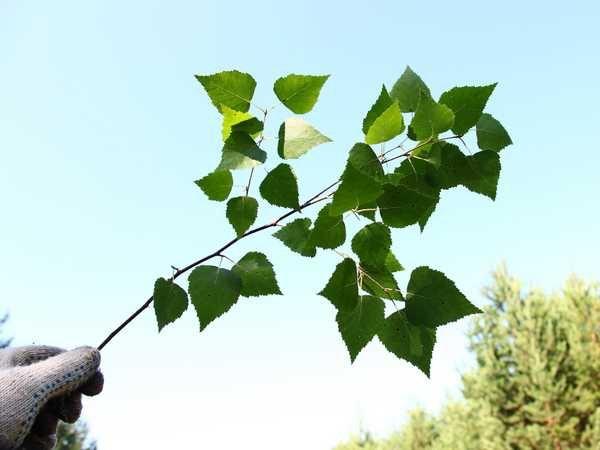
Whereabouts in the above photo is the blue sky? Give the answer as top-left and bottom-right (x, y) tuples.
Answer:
(1, 1), (599, 448)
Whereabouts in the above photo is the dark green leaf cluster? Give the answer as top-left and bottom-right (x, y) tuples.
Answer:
(154, 67), (512, 376)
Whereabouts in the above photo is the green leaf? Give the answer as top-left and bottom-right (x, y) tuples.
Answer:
(378, 310), (436, 376)
(319, 258), (359, 311)
(221, 106), (253, 141)
(463, 151), (501, 200)
(362, 85), (405, 145)
(226, 196), (258, 236)
(351, 222), (391, 269)
(153, 278), (189, 332)
(427, 143), (469, 190)
(194, 170), (233, 201)
(232, 251), (282, 297)
(188, 266), (242, 331)
(273, 218), (316, 257)
(476, 113), (512, 152)
(337, 295), (385, 362)
(217, 132), (267, 171)
(330, 165), (382, 216)
(277, 117), (331, 159)
(405, 266), (481, 328)
(392, 157), (442, 196)
(366, 103), (403, 145)
(385, 251), (404, 272)
(311, 204), (346, 249)
(273, 74), (329, 114)
(439, 84), (496, 136)
(377, 183), (439, 229)
(362, 85), (391, 135)
(356, 200), (377, 221)
(388, 156), (443, 230)
(409, 94), (455, 141)
(231, 117), (263, 136)
(418, 200), (438, 232)
(345, 142), (385, 180)
(196, 70), (256, 113)
(360, 264), (403, 301)
(330, 143), (384, 216)
(390, 66), (431, 113)
(410, 144), (501, 200)
(259, 163), (299, 209)
(418, 144), (443, 168)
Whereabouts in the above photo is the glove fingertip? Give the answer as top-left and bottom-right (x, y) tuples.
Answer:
(71, 346), (101, 373)
(29, 346), (102, 402)
(79, 371), (104, 396)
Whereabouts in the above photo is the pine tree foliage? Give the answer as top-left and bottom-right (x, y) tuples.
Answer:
(335, 268), (600, 449)
(55, 422), (97, 450)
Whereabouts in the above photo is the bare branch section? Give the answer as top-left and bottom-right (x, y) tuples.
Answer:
(97, 181), (339, 350)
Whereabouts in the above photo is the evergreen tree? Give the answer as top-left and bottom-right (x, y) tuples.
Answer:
(335, 268), (600, 449)
(461, 268), (600, 449)
(55, 422), (97, 450)
(333, 428), (379, 450)
(333, 409), (438, 450)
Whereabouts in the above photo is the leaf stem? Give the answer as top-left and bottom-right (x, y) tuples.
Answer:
(379, 135), (460, 165)
(245, 168), (255, 197)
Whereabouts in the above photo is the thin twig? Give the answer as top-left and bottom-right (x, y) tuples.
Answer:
(217, 253), (235, 264)
(245, 168), (255, 196)
(97, 180), (339, 351)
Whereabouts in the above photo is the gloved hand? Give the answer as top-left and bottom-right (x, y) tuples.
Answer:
(0, 346), (103, 450)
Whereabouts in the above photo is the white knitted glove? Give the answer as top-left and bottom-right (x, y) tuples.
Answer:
(0, 346), (103, 450)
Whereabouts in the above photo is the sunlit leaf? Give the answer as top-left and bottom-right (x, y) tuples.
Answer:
(196, 70), (256, 113)
(390, 66), (431, 113)
(277, 117), (331, 159)
(385, 251), (404, 272)
(439, 84), (496, 136)
(363, 85), (405, 145)
(221, 106), (256, 141)
(273, 74), (329, 114)
(217, 132), (267, 171)
(409, 94), (454, 141)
